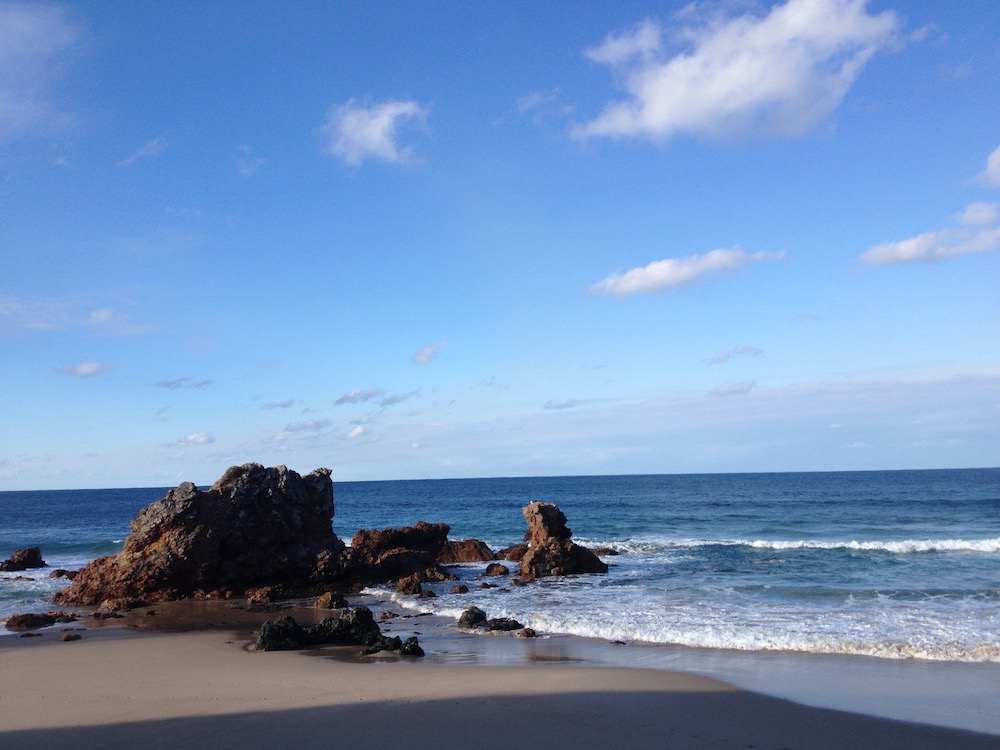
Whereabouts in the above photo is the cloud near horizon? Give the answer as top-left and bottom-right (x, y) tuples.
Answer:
(573, 0), (899, 142)
(591, 248), (784, 297)
(320, 98), (428, 166)
(861, 202), (1000, 264)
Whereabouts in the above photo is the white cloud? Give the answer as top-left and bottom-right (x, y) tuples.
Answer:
(984, 145), (1000, 186)
(412, 340), (448, 365)
(861, 202), (1000, 264)
(61, 361), (112, 378)
(591, 248), (784, 297)
(347, 424), (367, 439)
(320, 98), (427, 166)
(704, 345), (763, 365)
(544, 399), (580, 411)
(0, 2), (76, 144)
(156, 376), (212, 390)
(574, 0), (899, 142)
(710, 380), (758, 397)
(335, 386), (385, 405)
(119, 136), (167, 166)
(170, 433), (214, 448)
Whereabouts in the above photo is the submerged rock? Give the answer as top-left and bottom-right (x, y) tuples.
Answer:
(54, 464), (347, 606)
(518, 502), (608, 582)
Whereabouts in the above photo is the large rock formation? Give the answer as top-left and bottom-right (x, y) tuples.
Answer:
(54, 464), (346, 605)
(1, 547), (46, 572)
(349, 521), (494, 583)
(518, 502), (608, 581)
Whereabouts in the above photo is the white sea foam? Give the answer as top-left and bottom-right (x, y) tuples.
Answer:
(595, 536), (1000, 555)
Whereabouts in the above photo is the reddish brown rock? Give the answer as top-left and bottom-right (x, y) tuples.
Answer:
(450, 584), (469, 594)
(518, 502), (608, 582)
(484, 563), (510, 577)
(54, 464), (347, 606)
(438, 539), (495, 563)
(396, 573), (423, 595)
(315, 591), (347, 609)
(5, 612), (55, 631)
(0, 547), (46, 572)
(496, 542), (528, 562)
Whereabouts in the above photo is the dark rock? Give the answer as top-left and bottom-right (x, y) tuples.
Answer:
(399, 636), (424, 656)
(591, 546), (620, 556)
(98, 597), (147, 613)
(351, 521), (450, 566)
(416, 590), (436, 599)
(484, 563), (510, 577)
(479, 582), (498, 589)
(54, 464), (346, 606)
(484, 617), (524, 632)
(48, 569), (78, 580)
(0, 547), (46, 572)
(438, 539), (495, 563)
(379, 611), (399, 620)
(396, 573), (423, 595)
(315, 591), (347, 609)
(518, 627), (537, 638)
(518, 502), (608, 582)
(59, 632), (82, 642)
(457, 606), (487, 629)
(450, 584), (469, 594)
(255, 607), (422, 656)
(5, 612), (56, 631)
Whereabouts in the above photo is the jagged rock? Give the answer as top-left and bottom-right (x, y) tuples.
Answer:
(591, 546), (620, 556)
(246, 586), (276, 605)
(518, 502), (608, 582)
(484, 563), (510, 577)
(54, 464), (346, 606)
(1, 547), (46, 572)
(315, 591), (347, 609)
(48, 569), (78, 580)
(438, 539), (495, 563)
(457, 606), (487, 629)
(352, 521), (450, 565)
(496, 543), (528, 562)
(399, 636), (424, 656)
(396, 573), (423, 595)
(255, 607), (422, 656)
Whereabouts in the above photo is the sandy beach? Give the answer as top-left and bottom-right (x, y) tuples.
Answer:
(2, 616), (998, 750)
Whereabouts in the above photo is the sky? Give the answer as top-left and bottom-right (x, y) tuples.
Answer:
(1, 0), (998, 490)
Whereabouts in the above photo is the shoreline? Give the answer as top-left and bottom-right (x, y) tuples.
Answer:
(3, 598), (1000, 744)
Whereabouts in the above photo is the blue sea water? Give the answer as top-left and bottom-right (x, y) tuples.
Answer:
(2, 469), (998, 662)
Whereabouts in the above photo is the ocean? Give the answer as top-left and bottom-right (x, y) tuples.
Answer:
(2, 468), (999, 663)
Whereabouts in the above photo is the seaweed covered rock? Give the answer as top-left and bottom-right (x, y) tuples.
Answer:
(518, 502), (608, 582)
(54, 464), (347, 605)
(255, 607), (422, 656)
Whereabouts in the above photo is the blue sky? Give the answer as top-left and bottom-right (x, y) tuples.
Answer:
(1, 0), (998, 490)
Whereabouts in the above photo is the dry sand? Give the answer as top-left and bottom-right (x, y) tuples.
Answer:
(2, 623), (998, 750)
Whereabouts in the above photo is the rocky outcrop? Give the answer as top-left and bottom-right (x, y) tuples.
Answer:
(4, 611), (77, 631)
(518, 502), (608, 582)
(456, 606), (524, 632)
(255, 607), (423, 656)
(438, 539), (495, 563)
(54, 464), (347, 606)
(1, 547), (46, 572)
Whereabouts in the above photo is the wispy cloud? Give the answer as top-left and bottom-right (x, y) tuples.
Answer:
(261, 399), (294, 410)
(119, 136), (167, 166)
(319, 98), (428, 166)
(591, 248), (784, 297)
(379, 390), (419, 407)
(347, 424), (367, 439)
(544, 399), (580, 411)
(156, 376), (213, 390)
(412, 340), (448, 365)
(704, 345), (763, 366)
(170, 432), (214, 448)
(983, 145), (1000, 186)
(861, 202), (1000, 264)
(61, 361), (113, 378)
(0, 2), (77, 144)
(0, 294), (150, 334)
(709, 380), (758, 397)
(236, 144), (264, 177)
(335, 386), (385, 405)
(284, 419), (332, 433)
(573, 0), (899, 142)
